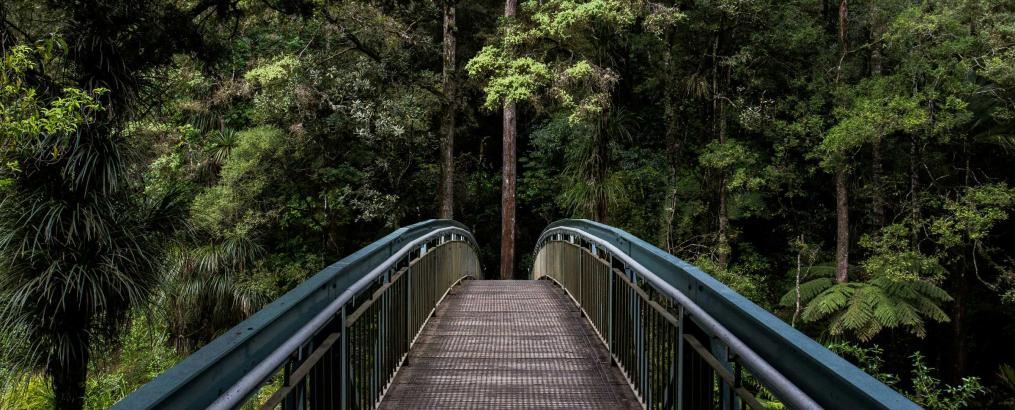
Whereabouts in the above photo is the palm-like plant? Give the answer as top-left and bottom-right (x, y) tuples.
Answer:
(1, 40), (187, 408)
(195, 128), (239, 184)
(558, 108), (634, 222)
(0, 129), (187, 408)
(781, 264), (951, 341)
(161, 232), (268, 353)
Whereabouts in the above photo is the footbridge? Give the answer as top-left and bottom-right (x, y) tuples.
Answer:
(114, 220), (919, 409)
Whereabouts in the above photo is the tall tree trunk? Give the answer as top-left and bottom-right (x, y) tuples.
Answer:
(870, 0), (885, 228)
(500, 0), (518, 280)
(50, 335), (89, 410)
(952, 269), (967, 382)
(952, 148), (974, 382)
(835, 165), (850, 283)
(793, 234), (804, 327)
(712, 30), (731, 270)
(833, 0), (850, 283)
(717, 102), (729, 269)
(872, 139), (885, 227)
(594, 113), (610, 224)
(659, 37), (681, 250)
(500, 103), (517, 280)
(910, 135), (919, 242)
(438, 0), (457, 219)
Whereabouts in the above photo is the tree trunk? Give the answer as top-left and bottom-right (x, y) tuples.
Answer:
(659, 42), (681, 250)
(951, 267), (968, 382)
(833, 0), (849, 283)
(717, 101), (729, 270)
(711, 29), (731, 270)
(872, 139), (885, 227)
(910, 135), (919, 243)
(951, 147), (974, 382)
(835, 164), (849, 283)
(438, 0), (457, 219)
(50, 336), (89, 410)
(870, 0), (885, 228)
(500, 102), (517, 280)
(594, 113), (610, 224)
(499, 0), (518, 280)
(793, 235), (803, 327)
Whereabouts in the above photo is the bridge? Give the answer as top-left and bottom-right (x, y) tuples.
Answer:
(113, 220), (920, 409)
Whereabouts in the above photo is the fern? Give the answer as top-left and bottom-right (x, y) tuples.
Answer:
(781, 268), (952, 341)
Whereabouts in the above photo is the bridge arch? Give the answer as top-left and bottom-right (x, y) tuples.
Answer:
(116, 219), (919, 409)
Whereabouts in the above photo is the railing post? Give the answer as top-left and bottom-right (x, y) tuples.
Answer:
(632, 267), (647, 405)
(282, 352), (295, 410)
(607, 254), (615, 355)
(339, 306), (348, 410)
(712, 339), (736, 409)
(676, 306), (684, 410)
(406, 261), (412, 357)
(580, 241), (588, 306)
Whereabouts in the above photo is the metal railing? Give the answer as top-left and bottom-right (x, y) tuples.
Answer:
(114, 220), (480, 410)
(533, 219), (919, 410)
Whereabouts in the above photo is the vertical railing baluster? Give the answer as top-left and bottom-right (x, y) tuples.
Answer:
(339, 305), (348, 410)
(676, 306), (683, 410)
(607, 255), (614, 355)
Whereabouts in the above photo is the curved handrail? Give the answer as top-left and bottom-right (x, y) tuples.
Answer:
(115, 220), (478, 410)
(535, 219), (918, 410)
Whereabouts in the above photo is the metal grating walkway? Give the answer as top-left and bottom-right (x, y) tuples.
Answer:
(379, 280), (640, 409)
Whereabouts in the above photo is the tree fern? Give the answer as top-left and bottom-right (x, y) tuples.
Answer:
(782, 268), (952, 341)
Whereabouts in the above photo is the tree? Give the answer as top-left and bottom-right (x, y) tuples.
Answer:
(833, 0), (850, 284)
(500, 0), (518, 279)
(0, 0), (225, 406)
(439, 0), (458, 219)
(0, 41), (185, 409)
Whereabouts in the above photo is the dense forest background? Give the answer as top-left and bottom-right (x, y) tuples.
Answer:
(2, 0), (1014, 408)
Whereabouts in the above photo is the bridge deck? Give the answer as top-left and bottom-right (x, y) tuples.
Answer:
(379, 280), (640, 409)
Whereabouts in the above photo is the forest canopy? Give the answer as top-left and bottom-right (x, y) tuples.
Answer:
(1, 0), (1014, 408)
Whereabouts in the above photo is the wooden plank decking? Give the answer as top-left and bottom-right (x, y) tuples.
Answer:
(379, 280), (641, 409)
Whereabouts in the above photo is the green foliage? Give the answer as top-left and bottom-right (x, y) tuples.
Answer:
(860, 224), (946, 282)
(524, 0), (638, 40)
(830, 343), (983, 409)
(466, 0), (642, 120)
(931, 183), (1015, 247)
(162, 232), (269, 352)
(781, 265), (951, 341)
(191, 126), (289, 235)
(465, 48), (551, 109)
(699, 138), (765, 191)
(0, 40), (108, 164)
(0, 374), (54, 409)
(997, 364), (1015, 407)
(1, 315), (181, 409)
(909, 352), (984, 410)
(819, 81), (928, 163)
(1, 38), (186, 407)
(828, 342), (900, 386)
(244, 55), (300, 87)
(83, 317), (181, 409)
(3, 0), (1015, 407)
(694, 254), (770, 306)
